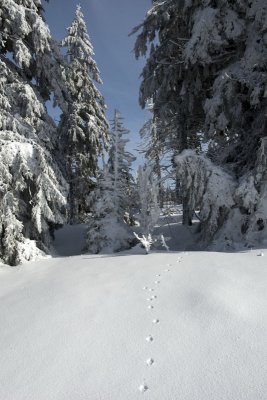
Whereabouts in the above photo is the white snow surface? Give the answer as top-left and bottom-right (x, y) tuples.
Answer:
(1, 245), (267, 399)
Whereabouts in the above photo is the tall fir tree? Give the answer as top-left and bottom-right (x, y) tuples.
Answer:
(0, 0), (68, 265)
(108, 109), (136, 217)
(139, 115), (164, 207)
(131, 0), (205, 224)
(86, 110), (136, 253)
(59, 5), (109, 223)
(133, 0), (267, 243)
(136, 163), (160, 236)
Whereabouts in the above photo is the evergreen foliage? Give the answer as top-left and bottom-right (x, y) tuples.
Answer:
(134, 0), (267, 246)
(0, 0), (68, 265)
(59, 5), (109, 222)
(139, 115), (164, 206)
(136, 164), (160, 236)
(86, 110), (136, 254)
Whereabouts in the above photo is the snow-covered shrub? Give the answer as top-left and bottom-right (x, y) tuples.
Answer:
(133, 232), (153, 254)
(0, 135), (68, 265)
(176, 141), (267, 249)
(233, 137), (267, 246)
(160, 234), (170, 252)
(85, 168), (134, 254)
(212, 138), (267, 249)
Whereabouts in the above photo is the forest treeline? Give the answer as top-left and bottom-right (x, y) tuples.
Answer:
(0, 0), (266, 265)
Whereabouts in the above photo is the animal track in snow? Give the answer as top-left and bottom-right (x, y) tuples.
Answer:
(155, 280), (160, 284)
(156, 274), (161, 277)
(139, 383), (149, 393)
(165, 269), (170, 272)
(147, 305), (154, 309)
(152, 319), (159, 324)
(143, 286), (148, 290)
(146, 358), (154, 366)
(148, 288), (154, 292)
(146, 335), (154, 342)
(147, 296), (157, 301)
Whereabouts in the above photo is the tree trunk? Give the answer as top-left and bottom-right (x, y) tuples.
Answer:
(179, 124), (193, 225)
(182, 195), (193, 226)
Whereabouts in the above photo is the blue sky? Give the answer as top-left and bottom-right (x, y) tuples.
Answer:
(44, 0), (152, 164)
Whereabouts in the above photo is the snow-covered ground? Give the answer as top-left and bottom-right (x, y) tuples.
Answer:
(154, 207), (200, 251)
(1, 239), (267, 399)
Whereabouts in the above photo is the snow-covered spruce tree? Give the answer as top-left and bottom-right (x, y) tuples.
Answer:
(176, 143), (267, 250)
(59, 5), (109, 223)
(108, 109), (136, 219)
(131, 2), (203, 165)
(136, 163), (160, 237)
(133, 0), (267, 241)
(175, 150), (235, 246)
(223, 137), (267, 248)
(140, 115), (164, 207)
(86, 110), (136, 254)
(85, 166), (134, 254)
(0, 1), (68, 265)
(0, 0), (69, 111)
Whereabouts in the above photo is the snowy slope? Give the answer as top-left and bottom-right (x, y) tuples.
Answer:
(0, 249), (267, 400)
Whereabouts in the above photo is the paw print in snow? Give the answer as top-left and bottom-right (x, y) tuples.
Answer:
(139, 383), (149, 393)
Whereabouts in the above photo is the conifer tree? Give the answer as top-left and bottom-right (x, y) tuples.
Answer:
(86, 110), (136, 253)
(133, 0), (267, 241)
(136, 164), (160, 236)
(140, 116), (163, 207)
(108, 109), (136, 217)
(0, 0), (68, 265)
(59, 5), (109, 222)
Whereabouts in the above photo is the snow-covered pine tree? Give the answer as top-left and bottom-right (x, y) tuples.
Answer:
(86, 110), (136, 254)
(132, 2), (202, 223)
(0, 0), (69, 111)
(133, 0), (267, 243)
(175, 150), (235, 246)
(0, 0), (68, 265)
(85, 166), (134, 254)
(139, 115), (164, 207)
(59, 5), (109, 223)
(108, 109), (136, 218)
(136, 163), (160, 236)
